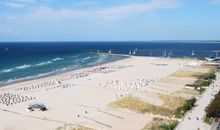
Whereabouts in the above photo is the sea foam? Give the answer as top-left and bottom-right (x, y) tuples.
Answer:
(52, 57), (64, 62)
(1, 68), (13, 73)
(16, 64), (31, 69)
(35, 61), (52, 66)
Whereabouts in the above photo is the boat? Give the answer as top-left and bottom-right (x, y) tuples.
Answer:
(191, 51), (195, 56)
(133, 50), (136, 55)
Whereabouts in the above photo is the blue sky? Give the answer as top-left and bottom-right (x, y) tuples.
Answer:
(0, 0), (220, 41)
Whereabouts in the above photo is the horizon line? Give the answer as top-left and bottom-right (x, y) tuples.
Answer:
(0, 40), (220, 43)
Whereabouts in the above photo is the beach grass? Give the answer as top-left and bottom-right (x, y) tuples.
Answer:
(174, 88), (199, 97)
(158, 94), (186, 110)
(109, 95), (197, 118)
(197, 65), (215, 70)
(142, 118), (178, 130)
(170, 71), (206, 78)
(109, 95), (174, 117)
(158, 77), (193, 84)
(56, 125), (94, 130)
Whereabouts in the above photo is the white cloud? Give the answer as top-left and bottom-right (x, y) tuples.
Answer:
(71, 1), (100, 6)
(15, 0), (35, 3)
(0, 0), (35, 8)
(6, 16), (18, 20)
(0, 1), (25, 8)
(23, 0), (182, 21)
(95, 0), (181, 17)
(0, 27), (19, 35)
(0, 0), (183, 38)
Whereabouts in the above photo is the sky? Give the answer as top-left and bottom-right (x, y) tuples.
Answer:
(0, 0), (220, 41)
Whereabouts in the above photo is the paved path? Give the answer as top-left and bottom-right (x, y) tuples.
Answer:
(176, 72), (220, 130)
(211, 120), (220, 130)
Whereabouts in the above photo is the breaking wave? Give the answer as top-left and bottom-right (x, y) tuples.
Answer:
(16, 64), (32, 69)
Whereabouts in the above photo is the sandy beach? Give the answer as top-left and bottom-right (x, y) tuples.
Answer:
(0, 56), (207, 130)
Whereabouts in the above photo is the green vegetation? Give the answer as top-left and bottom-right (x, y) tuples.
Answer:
(202, 67), (219, 125)
(205, 91), (220, 121)
(216, 66), (220, 72)
(195, 79), (211, 87)
(199, 69), (216, 80)
(193, 69), (216, 94)
(109, 95), (174, 117)
(169, 67), (216, 94)
(204, 116), (213, 125)
(198, 87), (206, 94)
(159, 122), (178, 130)
(142, 118), (178, 130)
(204, 89), (220, 125)
(174, 98), (196, 118)
(109, 95), (196, 118)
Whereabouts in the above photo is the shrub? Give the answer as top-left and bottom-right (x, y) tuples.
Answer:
(205, 91), (220, 118)
(142, 118), (178, 130)
(159, 121), (178, 130)
(174, 98), (196, 118)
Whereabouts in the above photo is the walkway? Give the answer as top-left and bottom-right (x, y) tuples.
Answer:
(176, 73), (220, 130)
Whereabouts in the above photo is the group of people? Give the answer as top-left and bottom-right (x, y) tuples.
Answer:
(70, 72), (89, 79)
(14, 77), (75, 94)
(87, 66), (116, 74)
(0, 93), (36, 106)
(13, 65), (122, 95)
(45, 83), (74, 91)
(15, 80), (61, 92)
(67, 65), (117, 80)
(100, 78), (157, 90)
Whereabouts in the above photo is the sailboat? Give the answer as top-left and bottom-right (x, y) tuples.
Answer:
(215, 51), (219, 57)
(164, 50), (167, 57)
(133, 50), (136, 55)
(129, 51), (132, 55)
(168, 50), (173, 58)
(191, 51), (195, 56)
(108, 49), (112, 54)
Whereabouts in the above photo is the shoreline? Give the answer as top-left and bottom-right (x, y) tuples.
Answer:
(0, 53), (130, 88)
(0, 54), (203, 95)
(0, 53), (131, 91)
(0, 52), (200, 89)
(0, 52), (202, 90)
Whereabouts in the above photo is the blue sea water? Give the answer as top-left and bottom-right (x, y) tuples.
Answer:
(0, 41), (220, 86)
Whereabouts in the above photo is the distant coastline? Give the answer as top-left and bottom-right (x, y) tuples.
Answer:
(0, 40), (220, 43)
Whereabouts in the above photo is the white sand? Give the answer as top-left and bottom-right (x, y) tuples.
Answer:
(0, 56), (204, 130)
